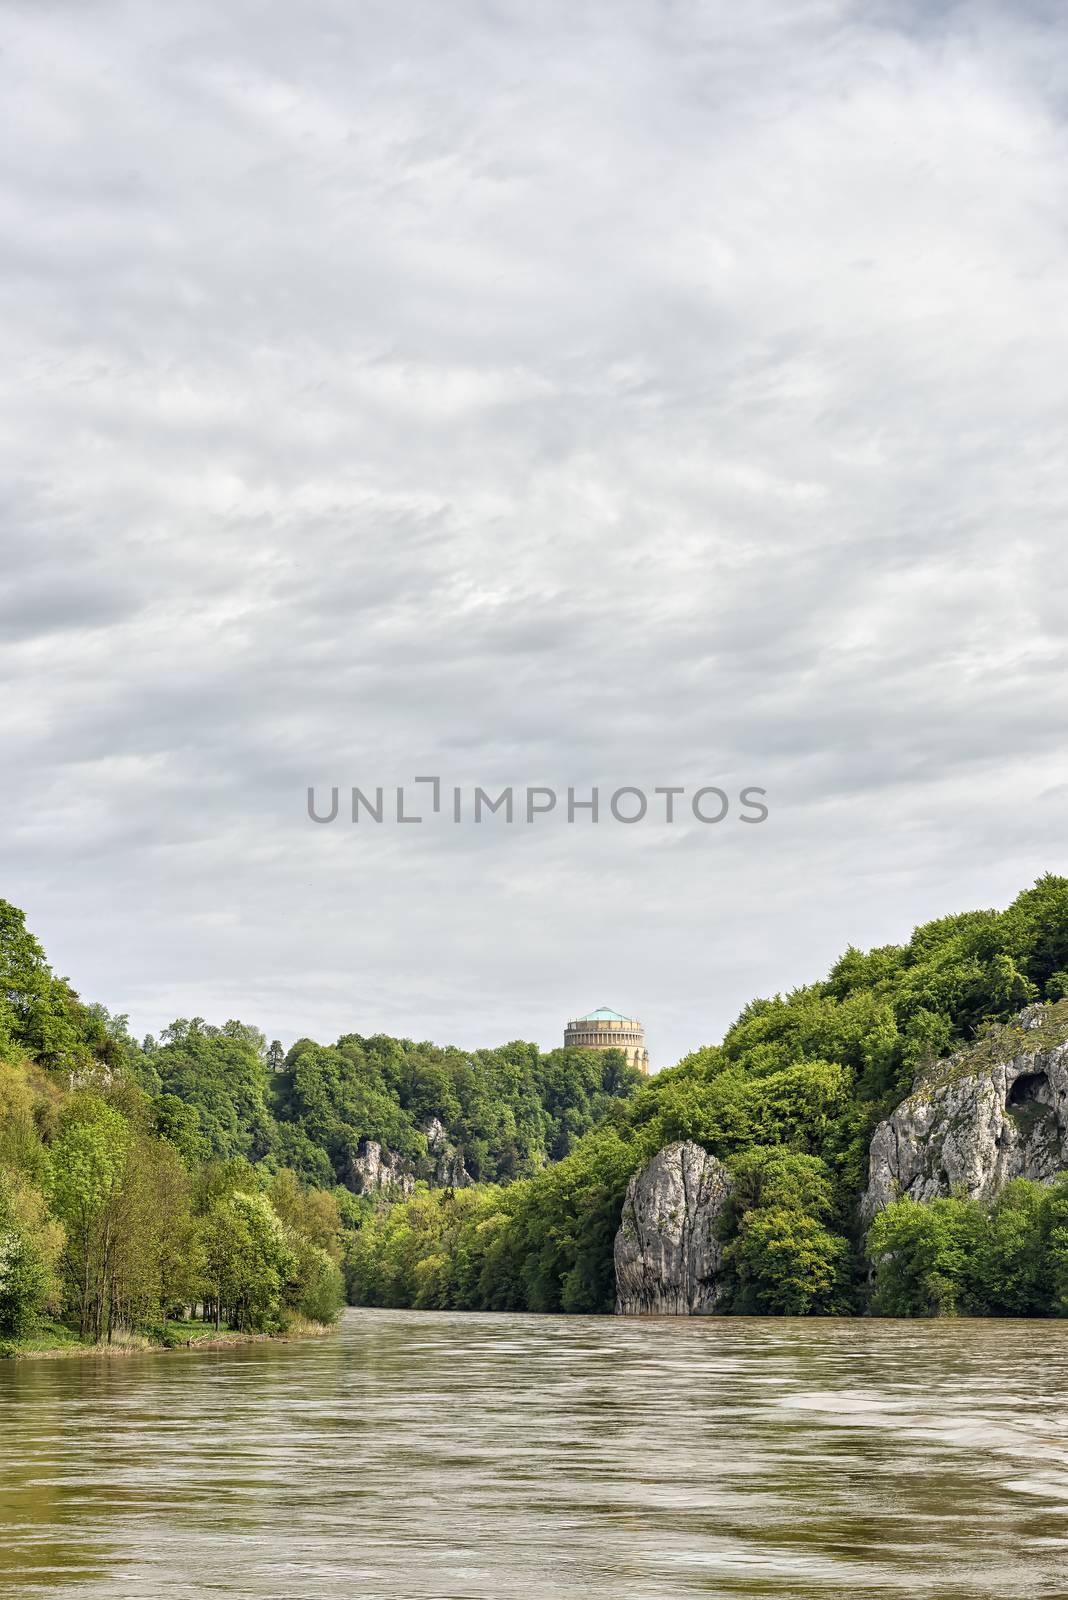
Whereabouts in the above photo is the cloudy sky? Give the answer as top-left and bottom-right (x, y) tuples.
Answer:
(2, 0), (1066, 1068)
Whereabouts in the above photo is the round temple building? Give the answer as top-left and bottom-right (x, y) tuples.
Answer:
(564, 1007), (649, 1076)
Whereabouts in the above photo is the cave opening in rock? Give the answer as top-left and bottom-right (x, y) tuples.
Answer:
(1007, 1071), (1048, 1109)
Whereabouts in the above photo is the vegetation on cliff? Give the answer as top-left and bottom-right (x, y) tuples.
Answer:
(5, 875), (1068, 1334)
(349, 875), (1068, 1315)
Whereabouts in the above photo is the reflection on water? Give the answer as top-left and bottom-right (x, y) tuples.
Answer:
(2, 1310), (1068, 1598)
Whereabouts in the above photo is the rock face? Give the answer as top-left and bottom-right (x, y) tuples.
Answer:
(861, 1004), (1068, 1222)
(68, 1063), (115, 1092)
(347, 1140), (416, 1198)
(346, 1119), (470, 1198)
(614, 1141), (734, 1315)
(421, 1117), (471, 1188)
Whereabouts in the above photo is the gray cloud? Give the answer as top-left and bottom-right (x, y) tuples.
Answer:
(1, 0), (1066, 1066)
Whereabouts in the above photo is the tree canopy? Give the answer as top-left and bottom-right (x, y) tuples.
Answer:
(348, 874), (1068, 1316)
(4, 875), (1068, 1337)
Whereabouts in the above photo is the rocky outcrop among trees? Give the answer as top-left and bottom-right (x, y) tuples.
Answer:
(421, 1117), (471, 1188)
(9, 875), (1068, 1330)
(861, 1004), (1068, 1221)
(614, 1141), (733, 1314)
(611, 1008), (1068, 1320)
(347, 1120), (471, 1197)
(347, 1140), (417, 1198)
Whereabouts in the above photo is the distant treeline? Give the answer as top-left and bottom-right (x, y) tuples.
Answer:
(0, 896), (641, 1347)
(4, 876), (1068, 1340)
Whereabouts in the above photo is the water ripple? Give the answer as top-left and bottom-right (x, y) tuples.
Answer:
(2, 1310), (1068, 1597)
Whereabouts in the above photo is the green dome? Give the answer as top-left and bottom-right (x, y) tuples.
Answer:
(572, 1007), (633, 1023)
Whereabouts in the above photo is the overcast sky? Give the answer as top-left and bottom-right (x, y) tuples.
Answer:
(2, 0), (1066, 1068)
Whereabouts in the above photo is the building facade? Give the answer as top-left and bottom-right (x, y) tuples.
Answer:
(564, 1007), (649, 1075)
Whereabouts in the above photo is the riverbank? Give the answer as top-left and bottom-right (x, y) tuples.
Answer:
(0, 1315), (338, 1361)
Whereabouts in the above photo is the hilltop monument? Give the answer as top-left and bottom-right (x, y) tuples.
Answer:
(565, 1007), (650, 1076)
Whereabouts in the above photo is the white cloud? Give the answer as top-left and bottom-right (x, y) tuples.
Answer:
(1, 0), (1066, 1066)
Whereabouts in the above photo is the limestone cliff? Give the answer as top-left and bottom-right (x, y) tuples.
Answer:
(614, 1140), (733, 1314)
(347, 1139), (417, 1198)
(422, 1116), (472, 1188)
(346, 1118), (471, 1198)
(861, 1002), (1068, 1222)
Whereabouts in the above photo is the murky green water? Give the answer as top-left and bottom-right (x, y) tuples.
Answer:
(2, 1309), (1068, 1598)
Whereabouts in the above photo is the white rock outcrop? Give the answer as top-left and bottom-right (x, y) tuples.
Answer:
(421, 1117), (471, 1188)
(614, 1140), (733, 1315)
(347, 1139), (416, 1198)
(861, 1005), (1068, 1222)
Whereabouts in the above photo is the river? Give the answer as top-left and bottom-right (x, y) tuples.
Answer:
(2, 1308), (1067, 1598)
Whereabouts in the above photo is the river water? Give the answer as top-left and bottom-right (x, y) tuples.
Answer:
(2, 1308), (1068, 1598)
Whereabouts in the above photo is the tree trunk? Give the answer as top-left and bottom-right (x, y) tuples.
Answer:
(80, 1227), (92, 1341)
(96, 1216), (113, 1344)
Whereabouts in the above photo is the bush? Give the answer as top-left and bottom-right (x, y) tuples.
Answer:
(0, 1170), (63, 1338)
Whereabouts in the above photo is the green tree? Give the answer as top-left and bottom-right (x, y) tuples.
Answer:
(0, 1170), (64, 1338)
(972, 1180), (1046, 1315)
(725, 1207), (850, 1315)
(719, 1148), (850, 1314)
(202, 1191), (295, 1333)
(151, 1094), (207, 1165)
(289, 1238), (345, 1323)
(1040, 1178), (1068, 1315)
(0, 900), (90, 1070)
(147, 1020), (276, 1162)
(49, 1096), (132, 1339)
(866, 1197), (986, 1316)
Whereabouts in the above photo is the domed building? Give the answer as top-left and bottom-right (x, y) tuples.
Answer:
(564, 1007), (649, 1075)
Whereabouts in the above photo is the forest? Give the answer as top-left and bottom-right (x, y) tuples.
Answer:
(348, 874), (1068, 1316)
(3, 875), (1068, 1348)
(0, 895), (641, 1351)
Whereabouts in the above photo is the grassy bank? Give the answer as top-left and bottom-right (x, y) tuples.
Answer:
(0, 1315), (338, 1361)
